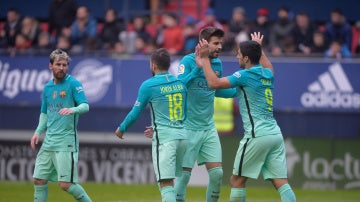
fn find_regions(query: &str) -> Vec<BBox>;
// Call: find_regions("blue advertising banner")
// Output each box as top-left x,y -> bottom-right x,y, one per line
220,60 -> 360,112
0,56 -> 359,112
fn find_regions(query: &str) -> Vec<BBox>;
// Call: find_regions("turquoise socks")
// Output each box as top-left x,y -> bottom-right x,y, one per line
229,187 -> 246,202
206,167 -> 223,202
174,170 -> 191,202
160,186 -> 176,202
66,183 -> 92,202
34,184 -> 48,202
278,184 -> 296,202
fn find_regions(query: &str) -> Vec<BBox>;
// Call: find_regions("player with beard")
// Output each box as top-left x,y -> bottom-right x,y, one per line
30,49 -> 92,202
116,48 -> 188,201
175,27 -> 236,202
195,32 -> 296,202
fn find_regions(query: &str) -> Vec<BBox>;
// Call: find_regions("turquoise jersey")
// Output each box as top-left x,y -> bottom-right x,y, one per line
177,53 -> 236,130
40,74 -> 88,152
227,65 -> 281,138
119,72 -> 187,143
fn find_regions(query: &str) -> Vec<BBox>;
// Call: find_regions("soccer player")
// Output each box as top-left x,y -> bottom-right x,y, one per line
195,32 -> 296,202
115,48 -> 188,201
30,49 -> 92,202
175,27 -> 236,202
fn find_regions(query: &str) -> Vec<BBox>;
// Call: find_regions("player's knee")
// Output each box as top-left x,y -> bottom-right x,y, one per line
34,178 -> 47,185
59,182 -> 72,191
208,167 -> 223,182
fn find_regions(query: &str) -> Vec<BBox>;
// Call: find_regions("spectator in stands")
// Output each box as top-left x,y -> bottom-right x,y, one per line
20,16 -> 42,47
182,16 -> 198,54
223,7 -> 249,52
120,16 -> 153,54
269,6 -> 295,56
351,20 -> 360,54
2,8 -> 22,48
111,40 -> 130,58
56,34 -> 71,52
324,8 -> 352,51
69,6 -> 97,53
33,31 -> 53,54
48,0 -> 77,38
156,12 -> 184,55
291,12 -> 316,55
248,8 -> 272,51
8,33 -> 31,55
99,8 -> 124,51
195,8 -> 224,33
310,30 -> 328,55
325,38 -> 351,59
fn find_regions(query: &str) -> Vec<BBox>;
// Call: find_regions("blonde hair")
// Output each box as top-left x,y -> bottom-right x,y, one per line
49,49 -> 71,64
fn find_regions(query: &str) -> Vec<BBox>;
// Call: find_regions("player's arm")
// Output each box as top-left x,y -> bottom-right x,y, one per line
59,81 -> 90,115
195,39 -> 231,89
251,32 -> 274,73
31,113 -> 48,150
177,56 -> 200,85
116,83 -> 150,139
215,88 -> 237,98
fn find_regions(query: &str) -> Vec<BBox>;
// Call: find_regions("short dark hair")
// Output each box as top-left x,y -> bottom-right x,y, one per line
199,27 -> 224,42
150,48 -> 170,71
239,41 -> 262,64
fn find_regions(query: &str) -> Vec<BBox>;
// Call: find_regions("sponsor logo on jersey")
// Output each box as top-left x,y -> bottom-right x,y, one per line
301,62 -> 360,109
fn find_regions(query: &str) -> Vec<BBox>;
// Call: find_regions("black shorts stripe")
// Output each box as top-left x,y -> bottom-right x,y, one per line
149,102 -> 161,181
238,138 -> 250,176
240,87 -> 255,138
70,152 -> 74,183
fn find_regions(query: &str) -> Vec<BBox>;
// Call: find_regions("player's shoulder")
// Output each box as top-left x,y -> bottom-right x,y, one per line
181,53 -> 195,62
67,75 -> 82,84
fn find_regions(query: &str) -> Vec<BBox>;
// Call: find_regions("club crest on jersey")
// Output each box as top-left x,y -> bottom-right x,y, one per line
52,91 -> 57,99
178,64 -> 185,75
60,91 -> 66,98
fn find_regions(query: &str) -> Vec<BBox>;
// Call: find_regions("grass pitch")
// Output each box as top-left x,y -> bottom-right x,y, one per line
1,182 -> 360,202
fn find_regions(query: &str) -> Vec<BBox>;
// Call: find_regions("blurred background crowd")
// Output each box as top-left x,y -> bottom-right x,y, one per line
0,0 -> 359,58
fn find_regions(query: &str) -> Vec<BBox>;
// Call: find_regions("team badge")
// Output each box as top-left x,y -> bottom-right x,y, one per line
52,91 -> 57,99
60,91 -> 66,98
178,64 -> 185,75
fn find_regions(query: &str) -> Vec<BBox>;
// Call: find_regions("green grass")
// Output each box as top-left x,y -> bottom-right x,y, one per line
1,182 -> 360,202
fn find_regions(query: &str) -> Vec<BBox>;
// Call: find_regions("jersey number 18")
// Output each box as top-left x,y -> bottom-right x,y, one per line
166,93 -> 183,121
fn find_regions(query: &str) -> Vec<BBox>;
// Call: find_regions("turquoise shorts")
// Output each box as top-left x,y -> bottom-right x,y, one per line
233,133 -> 287,180
33,149 -> 79,183
182,127 -> 222,168
152,139 -> 187,182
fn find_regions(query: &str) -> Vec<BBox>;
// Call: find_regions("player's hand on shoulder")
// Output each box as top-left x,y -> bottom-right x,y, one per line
251,32 -> 264,46
115,128 -> 124,139
30,134 -> 40,150
144,126 -> 153,139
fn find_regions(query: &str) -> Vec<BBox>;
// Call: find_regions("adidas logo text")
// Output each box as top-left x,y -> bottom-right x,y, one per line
301,62 -> 360,109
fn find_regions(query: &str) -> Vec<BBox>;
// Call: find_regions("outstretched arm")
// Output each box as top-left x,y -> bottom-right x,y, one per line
251,32 -> 274,73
